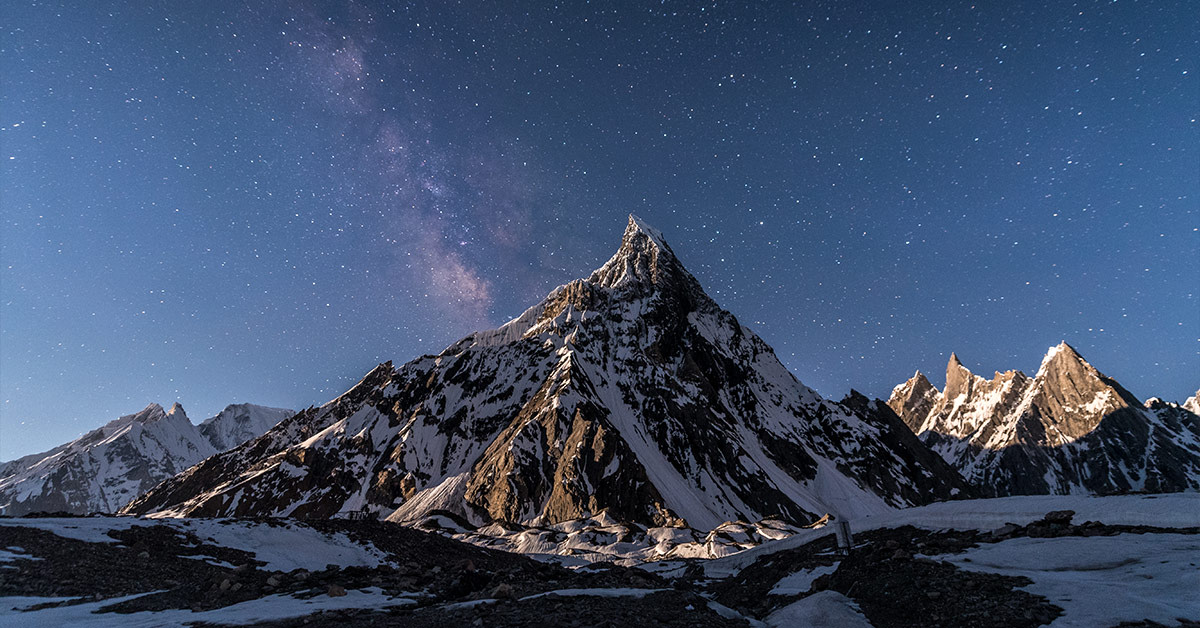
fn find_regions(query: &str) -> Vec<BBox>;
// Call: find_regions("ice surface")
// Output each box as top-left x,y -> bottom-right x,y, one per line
944,534 -> 1200,627
764,591 -> 873,628
705,493 -> 1199,576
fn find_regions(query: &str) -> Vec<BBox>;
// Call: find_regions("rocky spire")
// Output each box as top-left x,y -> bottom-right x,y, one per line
1184,389 -> 1200,415
887,371 -> 941,432
1036,341 -> 1089,377
891,341 -> 1200,497
944,352 -> 977,401
587,214 -> 682,289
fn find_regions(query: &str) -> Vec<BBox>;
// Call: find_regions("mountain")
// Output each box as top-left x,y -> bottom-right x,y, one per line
1184,389 -> 1200,415
0,403 -> 293,516
198,403 -> 296,452
123,215 -> 966,527
888,343 -> 1200,496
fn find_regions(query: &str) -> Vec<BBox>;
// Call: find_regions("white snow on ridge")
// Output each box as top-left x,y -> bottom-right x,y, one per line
198,404 -> 295,452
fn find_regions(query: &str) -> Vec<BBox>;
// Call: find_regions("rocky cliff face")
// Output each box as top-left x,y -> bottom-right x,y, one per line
887,371 -> 940,433
1184,389 -> 1200,416
0,403 -> 293,516
889,344 -> 1200,496
124,216 -> 966,527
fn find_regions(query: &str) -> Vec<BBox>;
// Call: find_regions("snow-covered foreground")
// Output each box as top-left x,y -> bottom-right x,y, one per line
0,494 -> 1196,627
0,588 -> 418,628
0,515 -> 748,627
0,517 -> 392,571
943,534 -> 1200,628
854,492 -> 1200,530
706,492 -> 1200,575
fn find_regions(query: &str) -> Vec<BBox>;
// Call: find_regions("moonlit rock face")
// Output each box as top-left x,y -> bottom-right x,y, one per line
888,342 -> 1200,496
0,403 -> 293,515
887,371 -> 939,433
124,216 -> 965,528
1184,389 -> 1200,416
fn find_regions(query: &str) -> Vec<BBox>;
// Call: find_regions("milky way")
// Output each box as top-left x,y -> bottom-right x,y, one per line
1,1 -> 1195,458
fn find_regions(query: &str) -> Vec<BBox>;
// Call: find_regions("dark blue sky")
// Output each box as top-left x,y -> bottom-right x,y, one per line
2,1 -> 1196,459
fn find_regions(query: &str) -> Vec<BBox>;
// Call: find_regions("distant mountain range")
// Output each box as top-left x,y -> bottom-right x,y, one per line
888,345 -> 1200,496
7,217 -> 1196,538
122,215 -> 965,525
0,403 -> 293,515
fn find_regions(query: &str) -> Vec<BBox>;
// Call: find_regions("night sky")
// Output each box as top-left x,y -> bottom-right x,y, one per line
2,1 -> 1196,459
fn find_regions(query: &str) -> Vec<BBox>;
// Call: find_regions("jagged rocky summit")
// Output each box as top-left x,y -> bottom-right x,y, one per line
888,343 -> 1200,497
124,215 -> 966,527
1184,388 -> 1200,416
0,403 -> 293,516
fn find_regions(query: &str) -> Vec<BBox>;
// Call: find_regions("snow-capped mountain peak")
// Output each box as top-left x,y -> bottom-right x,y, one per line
943,352 -> 981,404
1185,389 -> 1200,415
889,371 -> 938,433
198,403 -> 296,452
586,214 -> 685,290
124,217 -> 966,527
127,403 -> 168,424
1035,341 -> 1091,378
0,403 -> 293,515
888,343 -> 1200,496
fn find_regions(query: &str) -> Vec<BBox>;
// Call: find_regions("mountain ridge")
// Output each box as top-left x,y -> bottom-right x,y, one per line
124,215 -> 967,527
0,402 -> 293,515
888,343 -> 1200,496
